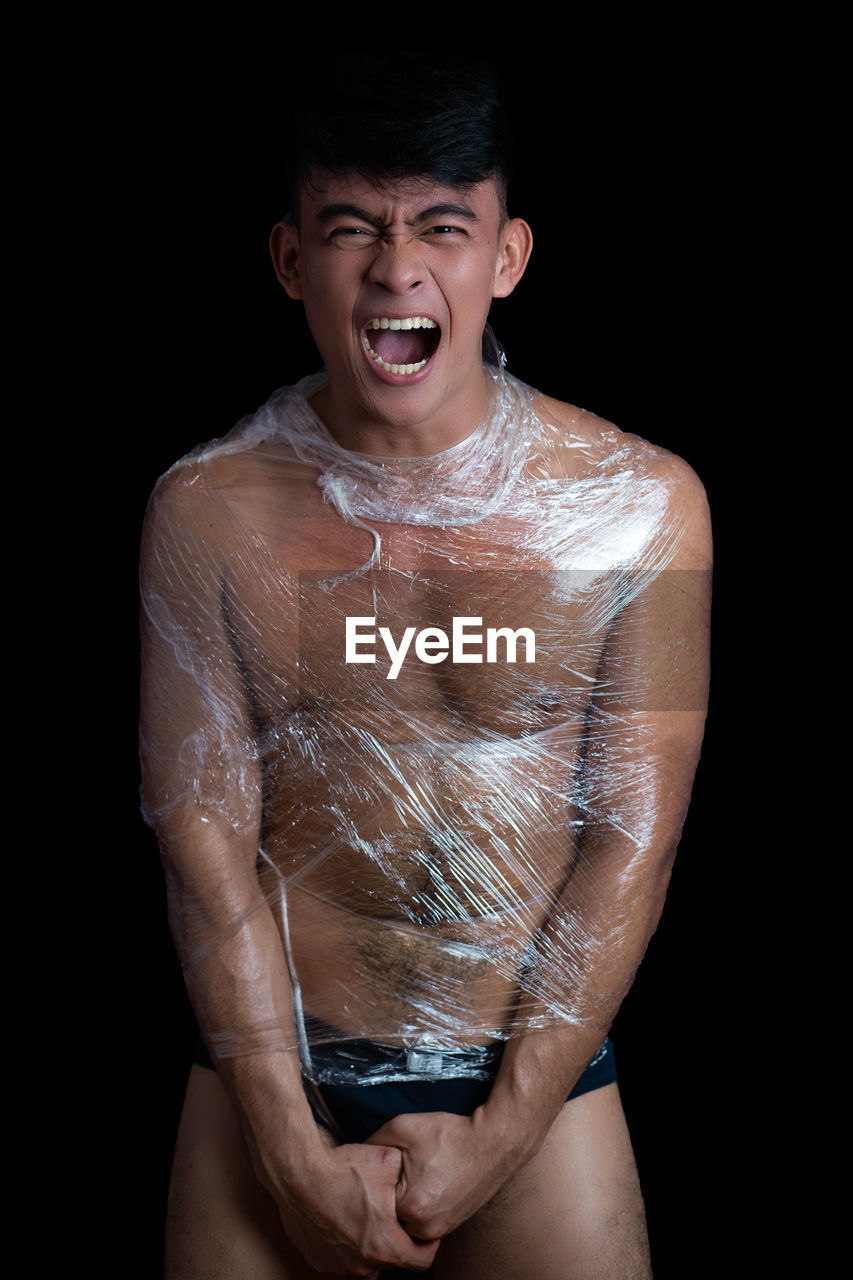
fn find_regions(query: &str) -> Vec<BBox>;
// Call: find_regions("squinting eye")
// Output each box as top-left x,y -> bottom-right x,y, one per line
329,226 -> 376,249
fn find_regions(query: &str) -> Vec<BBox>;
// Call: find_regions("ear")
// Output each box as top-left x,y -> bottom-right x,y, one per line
492,218 -> 533,299
269,220 -> 303,300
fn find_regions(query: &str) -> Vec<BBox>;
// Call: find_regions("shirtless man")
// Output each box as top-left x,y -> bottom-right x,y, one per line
140,54 -> 711,1278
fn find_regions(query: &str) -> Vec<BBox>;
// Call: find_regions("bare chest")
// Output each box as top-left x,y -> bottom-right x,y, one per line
227,504 -> 617,744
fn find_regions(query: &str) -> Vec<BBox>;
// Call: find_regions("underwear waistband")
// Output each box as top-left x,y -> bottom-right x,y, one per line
305,1035 -> 502,1085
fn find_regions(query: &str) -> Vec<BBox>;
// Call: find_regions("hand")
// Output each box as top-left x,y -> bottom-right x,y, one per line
366,1110 -> 516,1242
274,1137 -> 440,1277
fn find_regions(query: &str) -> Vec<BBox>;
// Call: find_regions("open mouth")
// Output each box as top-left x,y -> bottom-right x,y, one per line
362,316 -> 440,375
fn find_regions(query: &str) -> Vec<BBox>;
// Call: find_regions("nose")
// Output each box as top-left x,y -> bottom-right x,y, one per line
367,237 -> 425,293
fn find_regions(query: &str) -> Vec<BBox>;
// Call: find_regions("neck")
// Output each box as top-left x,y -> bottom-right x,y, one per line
309,368 -> 490,459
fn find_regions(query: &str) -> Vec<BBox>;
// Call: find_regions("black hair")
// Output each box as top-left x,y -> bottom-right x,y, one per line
282,53 -> 516,221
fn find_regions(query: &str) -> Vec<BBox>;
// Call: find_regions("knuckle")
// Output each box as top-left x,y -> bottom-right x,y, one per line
384,1144 -> 404,1170
404,1213 -> 436,1239
401,1186 -> 430,1213
401,1193 -> 434,1228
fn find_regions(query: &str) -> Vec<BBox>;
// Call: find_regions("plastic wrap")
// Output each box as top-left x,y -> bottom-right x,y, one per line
140,345 -> 709,1086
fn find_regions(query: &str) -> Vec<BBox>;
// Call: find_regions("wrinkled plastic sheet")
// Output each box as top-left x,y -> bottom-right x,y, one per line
140,351 -> 708,1085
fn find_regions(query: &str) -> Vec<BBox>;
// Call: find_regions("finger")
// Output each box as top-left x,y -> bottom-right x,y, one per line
396,1232 -> 440,1270
356,1141 -> 403,1176
377,1143 -> 404,1182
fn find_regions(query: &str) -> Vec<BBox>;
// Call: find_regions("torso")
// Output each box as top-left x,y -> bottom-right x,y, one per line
176,374 -> 677,1045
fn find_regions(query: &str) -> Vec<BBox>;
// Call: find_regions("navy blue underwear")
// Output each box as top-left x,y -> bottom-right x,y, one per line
192,1028 -> 616,1144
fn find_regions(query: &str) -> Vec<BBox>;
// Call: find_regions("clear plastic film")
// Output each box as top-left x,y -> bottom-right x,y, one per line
140,339 -> 709,1086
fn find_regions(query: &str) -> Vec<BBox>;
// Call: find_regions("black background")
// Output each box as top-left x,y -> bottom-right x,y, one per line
93,47 -> 768,1277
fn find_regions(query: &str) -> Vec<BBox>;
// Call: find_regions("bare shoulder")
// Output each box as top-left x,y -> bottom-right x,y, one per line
145,433 -> 319,543
531,388 -> 712,571
141,449 -> 227,561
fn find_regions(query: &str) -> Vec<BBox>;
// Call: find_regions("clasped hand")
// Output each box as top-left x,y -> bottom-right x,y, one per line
366,1109 -> 510,1242
280,1110 -> 510,1275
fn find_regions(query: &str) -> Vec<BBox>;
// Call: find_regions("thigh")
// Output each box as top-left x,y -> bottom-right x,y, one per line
165,1066 -> 326,1280
433,1083 -> 651,1280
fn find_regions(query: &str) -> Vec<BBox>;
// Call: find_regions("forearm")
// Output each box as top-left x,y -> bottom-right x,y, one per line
186,919 -> 328,1189
480,728 -> 698,1162
366,851 -> 663,1239
162,820 -> 441,1274
476,1021 -> 607,1166
160,814 -> 330,1186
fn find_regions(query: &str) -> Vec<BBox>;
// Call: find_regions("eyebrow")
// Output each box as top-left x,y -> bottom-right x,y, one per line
315,201 -> 480,227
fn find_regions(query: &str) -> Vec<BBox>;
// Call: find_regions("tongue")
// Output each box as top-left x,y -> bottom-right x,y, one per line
370,329 -> 428,365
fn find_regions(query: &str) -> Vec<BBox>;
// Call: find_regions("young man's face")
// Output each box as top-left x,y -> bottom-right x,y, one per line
270,171 -> 532,451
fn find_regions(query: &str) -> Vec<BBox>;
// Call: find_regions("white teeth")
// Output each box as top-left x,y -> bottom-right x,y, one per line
363,340 -> 428,375
367,317 -> 436,330
363,317 -> 437,375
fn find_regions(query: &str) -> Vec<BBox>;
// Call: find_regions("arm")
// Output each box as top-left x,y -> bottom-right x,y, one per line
368,459 -> 712,1239
141,466 -> 438,1275
159,812 -> 435,1274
